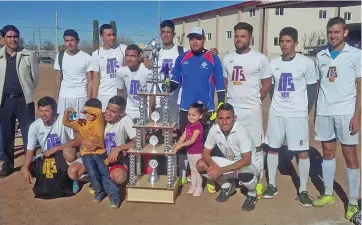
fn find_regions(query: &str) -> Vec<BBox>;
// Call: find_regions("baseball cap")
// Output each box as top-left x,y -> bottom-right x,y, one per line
63,29 -> 79,41
187,26 -> 205,38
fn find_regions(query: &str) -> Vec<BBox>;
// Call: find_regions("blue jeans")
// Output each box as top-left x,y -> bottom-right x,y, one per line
82,153 -> 120,204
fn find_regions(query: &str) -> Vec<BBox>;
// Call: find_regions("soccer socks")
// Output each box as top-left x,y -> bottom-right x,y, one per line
220,180 -> 231,189
298,158 -> 310,193
347,167 -> 360,205
267,153 -> 279,187
322,158 -> 336,196
256,148 -> 264,180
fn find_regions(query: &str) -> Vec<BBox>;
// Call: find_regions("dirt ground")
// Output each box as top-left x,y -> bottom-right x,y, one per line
0,64 -> 360,225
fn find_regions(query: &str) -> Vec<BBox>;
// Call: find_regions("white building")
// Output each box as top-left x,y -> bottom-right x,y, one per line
172,0 -> 361,59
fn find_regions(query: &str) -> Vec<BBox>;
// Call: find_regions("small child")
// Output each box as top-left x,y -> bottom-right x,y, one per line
63,98 -> 121,208
174,102 -> 206,197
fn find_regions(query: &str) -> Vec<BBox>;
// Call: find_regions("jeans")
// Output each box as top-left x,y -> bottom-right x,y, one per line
82,153 -> 120,204
0,124 -> 3,160
0,95 -> 35,170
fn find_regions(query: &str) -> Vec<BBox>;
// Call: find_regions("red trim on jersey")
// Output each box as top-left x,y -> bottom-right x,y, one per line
181,51 -> 194,63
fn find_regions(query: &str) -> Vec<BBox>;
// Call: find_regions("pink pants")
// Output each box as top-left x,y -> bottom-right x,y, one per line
187,153 -> 203,189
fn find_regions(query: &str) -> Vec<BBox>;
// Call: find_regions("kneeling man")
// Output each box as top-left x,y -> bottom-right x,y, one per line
20,96 -> 80,185
197,103 -> 260,211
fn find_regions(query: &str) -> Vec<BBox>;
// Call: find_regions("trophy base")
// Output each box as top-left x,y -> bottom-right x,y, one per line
127,175 -> 179,204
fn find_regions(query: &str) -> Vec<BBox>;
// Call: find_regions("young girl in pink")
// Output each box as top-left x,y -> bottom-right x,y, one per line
174,102 -> 206,196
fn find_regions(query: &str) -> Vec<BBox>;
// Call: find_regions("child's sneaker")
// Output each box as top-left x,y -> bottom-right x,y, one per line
109,201 -> 120,209
206,180 -> 216,194
187,175 -> 191,183
193,188 -> 203,197
187,186 -> 196,194
72,181 -> 79,194
178,177 -> 188,186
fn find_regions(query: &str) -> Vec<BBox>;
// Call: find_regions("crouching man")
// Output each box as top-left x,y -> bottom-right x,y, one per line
196,103 -> 261,211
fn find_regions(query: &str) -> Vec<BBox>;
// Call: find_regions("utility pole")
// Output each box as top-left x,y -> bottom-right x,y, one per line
38,26 -> 41,52
32,31 -> 36,51
55,10 -> 59,51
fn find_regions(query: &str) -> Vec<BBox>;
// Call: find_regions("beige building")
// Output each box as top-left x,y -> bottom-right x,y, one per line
172,1 -> 361,59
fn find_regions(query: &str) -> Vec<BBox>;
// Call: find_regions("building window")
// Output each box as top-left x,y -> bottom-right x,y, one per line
207,33 -> 212,40
319,10 -> 327,19
317,39 -> 325,46
344,12 -> 351,20
226,31 -> 232,39
274,37 -> 279,46
275,8 -> 284,15
249,8 -> 255,17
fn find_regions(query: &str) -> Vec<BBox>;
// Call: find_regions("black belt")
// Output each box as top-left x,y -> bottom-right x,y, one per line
4,93 -> 23,99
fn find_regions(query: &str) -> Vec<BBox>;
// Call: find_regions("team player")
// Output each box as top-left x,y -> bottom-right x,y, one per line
263,27 -> 318,207
92,24 -> 127,111
20,97 -> 81,183
222,22 -> 272,199
312,17 -> 361,220
54,29 -> 93,117
116,44 -> 156,122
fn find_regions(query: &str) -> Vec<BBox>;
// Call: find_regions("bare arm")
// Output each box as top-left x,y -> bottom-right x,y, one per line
87,71 -> 93,99
354,78 -> 361,117
202,148 -> 218,168
224,78 -> 228,91
55,70 -> 62,101
350,78 -> 361,135
177,130 -> 200,149
260,77 -> 272,101
220,152 -> 252,174
92,71 -> 100,98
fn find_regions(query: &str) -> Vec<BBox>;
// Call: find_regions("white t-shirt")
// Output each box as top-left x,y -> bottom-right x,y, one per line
116,63 -> 152,119
316,43 -> 362,116
104,115 -> 136,155
54,50 -> 93,98
27,114 -> 74,152
269,53 -> 318,117
92,45 -> 125,96
223,49 -> 271,108
204,121 -> 257,162
158,44 -> 187,105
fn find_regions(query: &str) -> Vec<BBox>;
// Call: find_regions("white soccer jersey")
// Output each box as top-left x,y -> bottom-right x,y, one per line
204,121 -> 257,162
27,114 -> 74,152
316,43 -> 362,116
158,44 -> 188,105
104,115 -> 136,155
92,45 -> 125,96
269,53 -> 318,117
223,49 -> 271,108
54,50 -> 93,98
116,63 -> 152,119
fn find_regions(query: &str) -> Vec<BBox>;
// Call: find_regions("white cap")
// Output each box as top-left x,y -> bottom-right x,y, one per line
187,26 -> 205,38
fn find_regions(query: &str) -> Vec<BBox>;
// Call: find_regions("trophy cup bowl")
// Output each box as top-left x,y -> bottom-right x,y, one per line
148,159 -> 160,184
151,111 -> 160,126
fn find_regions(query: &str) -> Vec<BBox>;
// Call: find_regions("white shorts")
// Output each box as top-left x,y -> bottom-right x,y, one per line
266,115 -> 309,151
57,96 -> 88,118
202,156 -> 261,181
66,157 -> 83,166
97,95 -> 116,112
234,107 -> 264,147
315,114 -> 359,145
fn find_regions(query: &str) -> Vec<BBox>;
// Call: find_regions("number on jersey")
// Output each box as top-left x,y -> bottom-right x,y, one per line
231,66 -> 245,85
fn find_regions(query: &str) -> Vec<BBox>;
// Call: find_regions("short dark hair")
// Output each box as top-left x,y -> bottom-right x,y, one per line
85,98 -> 102,110
100,24 -> 114,35
126,44 -> 142,54
279,27 -> 298,42
234,22 -> 253,36
1,25 -> 20,37
38,96 -> 57,113
160,20 -> 175,31
327,17 -> 346,29
217,103 -> 235,115
108,96 -> 126,111
63,29 -> 79,41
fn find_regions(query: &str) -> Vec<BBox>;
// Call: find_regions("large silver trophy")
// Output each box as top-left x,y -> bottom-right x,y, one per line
127,37 -> 177,193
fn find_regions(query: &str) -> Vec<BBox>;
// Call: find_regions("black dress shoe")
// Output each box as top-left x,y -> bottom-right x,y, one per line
0,169 -> 14,178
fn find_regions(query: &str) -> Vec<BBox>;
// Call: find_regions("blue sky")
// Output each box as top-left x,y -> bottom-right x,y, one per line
0,1 -> 239,46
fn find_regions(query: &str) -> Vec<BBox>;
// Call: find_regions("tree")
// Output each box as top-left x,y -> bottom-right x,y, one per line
25,42 -> 37,51
301,30 -> 326,48
41,41 -> 55,51
18,37 -> 25,49
110,20 -> 117,40
93,20 -> 99,51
